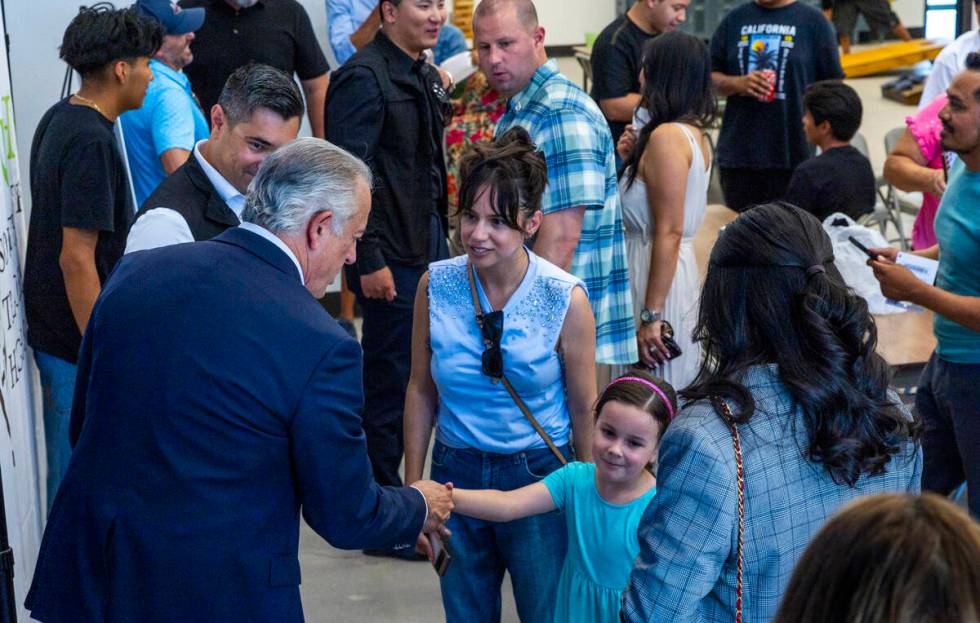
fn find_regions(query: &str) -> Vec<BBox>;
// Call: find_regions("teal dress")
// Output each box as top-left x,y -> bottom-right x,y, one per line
543,462 -> 657,622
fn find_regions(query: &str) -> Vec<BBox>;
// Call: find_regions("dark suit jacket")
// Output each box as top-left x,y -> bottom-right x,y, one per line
25,228 -> 426,623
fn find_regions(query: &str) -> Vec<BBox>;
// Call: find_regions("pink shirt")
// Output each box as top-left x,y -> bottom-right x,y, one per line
905,93 -> 947,249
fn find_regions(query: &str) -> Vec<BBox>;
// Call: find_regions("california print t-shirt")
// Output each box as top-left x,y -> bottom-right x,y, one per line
710,1 -> 843,170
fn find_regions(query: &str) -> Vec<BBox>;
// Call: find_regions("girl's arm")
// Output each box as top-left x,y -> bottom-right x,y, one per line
404,272 -> 438,485
453,482 -> 556,522
636,124 -> 692,369
559,286 -> 597,462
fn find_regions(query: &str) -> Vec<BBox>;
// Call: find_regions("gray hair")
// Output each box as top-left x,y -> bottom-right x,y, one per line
241,138 -> 373,235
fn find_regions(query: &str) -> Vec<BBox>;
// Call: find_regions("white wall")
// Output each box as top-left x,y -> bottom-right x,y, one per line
892,0 -> 926,29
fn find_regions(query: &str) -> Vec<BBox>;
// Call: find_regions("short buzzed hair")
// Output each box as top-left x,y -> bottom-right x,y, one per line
473,0 -> 539,29
217,62 -> 305,127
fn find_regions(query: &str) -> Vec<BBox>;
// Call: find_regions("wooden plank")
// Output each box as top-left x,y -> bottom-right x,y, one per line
841,39 -> 944,78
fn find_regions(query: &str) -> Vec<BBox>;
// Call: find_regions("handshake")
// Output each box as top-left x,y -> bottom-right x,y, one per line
410,479 -> 455,561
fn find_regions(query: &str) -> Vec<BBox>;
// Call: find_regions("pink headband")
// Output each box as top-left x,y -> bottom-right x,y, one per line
604,376 -> 675,421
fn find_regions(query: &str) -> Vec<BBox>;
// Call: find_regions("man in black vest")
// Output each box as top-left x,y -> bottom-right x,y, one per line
325,0 -> 451,560
125,62 -> 302,252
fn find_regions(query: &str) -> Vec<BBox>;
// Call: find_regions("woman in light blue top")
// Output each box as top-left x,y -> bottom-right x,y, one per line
453,371 -> 676,623
404,127 -> 597,623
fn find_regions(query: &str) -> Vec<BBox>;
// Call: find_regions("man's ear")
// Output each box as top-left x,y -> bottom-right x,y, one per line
818,119 -> 833,137
211,104 -> 226,132
380,0 -> 397,25
307,210 -> 334,250
532,26 -> 546,47
112,59 -> 129,85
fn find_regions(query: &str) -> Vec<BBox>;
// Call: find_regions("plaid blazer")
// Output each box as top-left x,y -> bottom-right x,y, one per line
622,364 -> 922,623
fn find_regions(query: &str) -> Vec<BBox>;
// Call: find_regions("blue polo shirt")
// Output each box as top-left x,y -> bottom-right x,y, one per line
120,59 -> 209,207
933,159 -> 980,363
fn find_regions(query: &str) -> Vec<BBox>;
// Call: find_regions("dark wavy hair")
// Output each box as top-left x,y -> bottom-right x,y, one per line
60,5 -> 163,78
775,493 -> 980,623
455,126 -> 548,231
622,31 -> 717,188
682,203 -> 920,486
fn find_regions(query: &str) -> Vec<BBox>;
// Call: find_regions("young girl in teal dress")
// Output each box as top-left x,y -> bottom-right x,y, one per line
451,371 -> 676,623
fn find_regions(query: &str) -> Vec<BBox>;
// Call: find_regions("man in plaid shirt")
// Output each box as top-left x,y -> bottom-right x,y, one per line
474,0 -> 638,366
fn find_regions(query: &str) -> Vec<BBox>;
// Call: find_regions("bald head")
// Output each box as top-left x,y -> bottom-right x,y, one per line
473,0 -> 538,31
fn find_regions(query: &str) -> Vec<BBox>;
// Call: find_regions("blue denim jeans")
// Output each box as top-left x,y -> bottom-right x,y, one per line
430,440 -> 570,623
34,350 -> 77,512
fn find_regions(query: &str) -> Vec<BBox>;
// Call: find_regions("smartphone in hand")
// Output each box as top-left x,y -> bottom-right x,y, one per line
848,236 -> 878,260
427,532 -> 453,577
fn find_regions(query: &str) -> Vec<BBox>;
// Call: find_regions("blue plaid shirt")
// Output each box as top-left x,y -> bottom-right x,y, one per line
496,60 -> 637,365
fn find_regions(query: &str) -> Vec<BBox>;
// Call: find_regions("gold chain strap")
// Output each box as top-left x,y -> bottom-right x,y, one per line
712,396 -> 745,623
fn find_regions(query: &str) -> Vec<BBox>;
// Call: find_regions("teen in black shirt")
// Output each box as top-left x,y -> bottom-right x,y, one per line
590,0 -> 689,144
783,80 -> 875,221
24,5 -> 161,511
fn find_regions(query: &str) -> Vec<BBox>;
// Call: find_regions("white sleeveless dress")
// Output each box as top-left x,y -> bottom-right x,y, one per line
618,122 -> 709,390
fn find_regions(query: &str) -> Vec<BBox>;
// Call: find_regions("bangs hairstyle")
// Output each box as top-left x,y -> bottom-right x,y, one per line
683,203 -> 920,486
60,6 -> 163,78
622,31 -> 717,187
775,493 -> 980,623
596,370 -> 676,443
456,126 -> 548,230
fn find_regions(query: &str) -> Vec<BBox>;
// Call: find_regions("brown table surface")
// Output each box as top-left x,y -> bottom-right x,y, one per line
693,205 -> 935,368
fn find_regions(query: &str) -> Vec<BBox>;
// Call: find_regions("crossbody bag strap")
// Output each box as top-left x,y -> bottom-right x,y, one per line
466,262 -> 568,466
711,395 -> 745,623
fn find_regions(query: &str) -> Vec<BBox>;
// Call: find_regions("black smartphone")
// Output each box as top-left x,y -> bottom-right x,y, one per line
428,532 -> 453,577
848,236 -> 877,260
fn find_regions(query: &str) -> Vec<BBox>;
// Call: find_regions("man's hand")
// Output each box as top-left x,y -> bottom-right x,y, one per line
928,168 -> 947,197
411,479 -> 454,537
617,125 -> 637,162
739,71 -> 772,99
867,246 -> 899,263
869,259 -> 926,302
360,266 -> 397,301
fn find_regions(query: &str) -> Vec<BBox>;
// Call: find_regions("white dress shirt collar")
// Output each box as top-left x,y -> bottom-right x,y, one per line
237,222 -> 305,285
193,140 -> 246,218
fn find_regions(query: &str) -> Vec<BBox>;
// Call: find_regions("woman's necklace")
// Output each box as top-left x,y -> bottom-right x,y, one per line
73,93 -> 105,116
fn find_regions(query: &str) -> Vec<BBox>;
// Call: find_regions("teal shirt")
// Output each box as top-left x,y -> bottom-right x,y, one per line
543,461 -> 657,623
933,159 -> 980,363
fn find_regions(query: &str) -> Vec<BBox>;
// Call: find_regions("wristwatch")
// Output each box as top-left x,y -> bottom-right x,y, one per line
639,308 -> 661,325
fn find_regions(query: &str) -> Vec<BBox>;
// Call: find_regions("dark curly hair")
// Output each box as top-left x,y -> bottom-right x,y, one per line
682,203 -> 920,486
455,126 -> 548,231
622,31 -> 717,188
60,5 -> 163,78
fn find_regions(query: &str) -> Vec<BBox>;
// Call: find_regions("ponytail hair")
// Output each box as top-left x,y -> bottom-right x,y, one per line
455,126 -> 548,231
683,203 -> 920,486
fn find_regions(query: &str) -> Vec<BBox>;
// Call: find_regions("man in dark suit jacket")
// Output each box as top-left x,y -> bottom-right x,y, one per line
24,138 -> 453,623
125,63 -> 303,253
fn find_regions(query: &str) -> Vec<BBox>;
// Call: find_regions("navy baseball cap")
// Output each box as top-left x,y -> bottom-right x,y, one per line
135,0 -> 205,35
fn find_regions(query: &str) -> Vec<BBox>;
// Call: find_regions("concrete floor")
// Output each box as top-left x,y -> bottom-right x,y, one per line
299,58 -> 925,623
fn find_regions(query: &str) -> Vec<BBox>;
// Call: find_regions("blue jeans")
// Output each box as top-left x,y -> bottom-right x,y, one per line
916,352 -> 980,519
430,440 -> 570,623
34,350 -> 77,512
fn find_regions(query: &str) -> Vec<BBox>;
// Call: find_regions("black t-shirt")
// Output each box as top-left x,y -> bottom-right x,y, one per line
590,14 -> 657,144
783,145 -> 876,221
710,1 -> 843,170
180,0 -> 330,117
24,99 -> 134,363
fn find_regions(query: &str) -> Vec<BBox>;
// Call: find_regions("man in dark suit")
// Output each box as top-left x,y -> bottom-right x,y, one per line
24,138 -> 453,623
